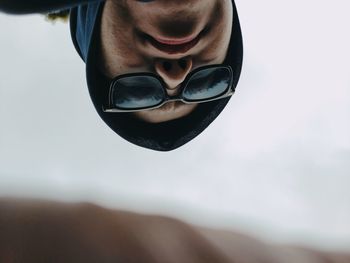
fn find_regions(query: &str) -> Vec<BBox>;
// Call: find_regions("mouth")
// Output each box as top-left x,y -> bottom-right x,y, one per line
143,30 -> 204,55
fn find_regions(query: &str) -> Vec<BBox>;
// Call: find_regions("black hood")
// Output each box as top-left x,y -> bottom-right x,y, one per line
70,0 -> 243,151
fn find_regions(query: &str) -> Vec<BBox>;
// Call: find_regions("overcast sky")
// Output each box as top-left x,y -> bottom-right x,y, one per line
0,0 -> 349,250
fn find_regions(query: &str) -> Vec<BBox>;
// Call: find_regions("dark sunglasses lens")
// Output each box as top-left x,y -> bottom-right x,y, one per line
111,76 -> 165,110
183,67 -> 231,102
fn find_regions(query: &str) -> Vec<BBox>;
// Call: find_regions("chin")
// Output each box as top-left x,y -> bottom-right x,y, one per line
133,102 -> 198,123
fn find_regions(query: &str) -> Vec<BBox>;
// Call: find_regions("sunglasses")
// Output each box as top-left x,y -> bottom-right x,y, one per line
103,64 -> 235,113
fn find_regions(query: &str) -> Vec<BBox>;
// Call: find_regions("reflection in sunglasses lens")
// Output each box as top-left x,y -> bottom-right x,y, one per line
112,76 -> 165,109
183,68 -> 231,102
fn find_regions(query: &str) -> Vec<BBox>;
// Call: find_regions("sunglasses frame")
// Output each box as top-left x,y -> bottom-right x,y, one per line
103,64 -> 235,113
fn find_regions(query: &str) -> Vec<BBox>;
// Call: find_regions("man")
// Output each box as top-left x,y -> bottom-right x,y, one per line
0,0 -> 243,151
1,199 -> 349,263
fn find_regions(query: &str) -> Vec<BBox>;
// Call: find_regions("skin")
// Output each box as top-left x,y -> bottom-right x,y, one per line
99,0 -> 233,123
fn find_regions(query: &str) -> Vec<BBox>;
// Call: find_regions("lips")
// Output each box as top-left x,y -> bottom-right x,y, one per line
155,35 -> 198,45
145,32 -> 202,55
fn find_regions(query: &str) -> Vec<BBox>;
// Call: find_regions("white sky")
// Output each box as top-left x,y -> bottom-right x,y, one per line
0,0 -> 349,251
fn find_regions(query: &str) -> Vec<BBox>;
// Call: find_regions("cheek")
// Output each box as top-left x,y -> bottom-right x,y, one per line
99,32 -> 148,77
100,1 -> 150,77
196,38 -> 229,65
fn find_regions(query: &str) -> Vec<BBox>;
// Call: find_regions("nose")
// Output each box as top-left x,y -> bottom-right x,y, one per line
155,58 -> 193,96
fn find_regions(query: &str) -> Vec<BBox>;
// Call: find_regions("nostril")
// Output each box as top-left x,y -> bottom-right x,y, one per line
179,59 -> 187,70
163,61 -> 172,71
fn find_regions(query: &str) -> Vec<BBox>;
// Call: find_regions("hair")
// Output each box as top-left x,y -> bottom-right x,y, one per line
45,9 -> 70,22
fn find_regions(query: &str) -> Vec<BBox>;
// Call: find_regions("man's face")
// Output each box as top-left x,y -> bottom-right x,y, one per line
99,0 -> 233,123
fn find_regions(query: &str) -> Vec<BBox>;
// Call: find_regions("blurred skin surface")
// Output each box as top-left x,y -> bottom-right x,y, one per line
0,199 -> 349,263
99,0 -> 233,123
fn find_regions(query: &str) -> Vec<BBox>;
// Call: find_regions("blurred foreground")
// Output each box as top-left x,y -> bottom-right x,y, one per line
1,199 -> 349,263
